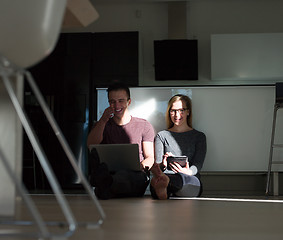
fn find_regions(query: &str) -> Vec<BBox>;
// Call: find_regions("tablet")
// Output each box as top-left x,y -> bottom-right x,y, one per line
167,156 -> 188,170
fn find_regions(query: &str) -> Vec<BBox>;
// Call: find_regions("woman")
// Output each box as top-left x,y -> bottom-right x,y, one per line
150,94 -> 207,200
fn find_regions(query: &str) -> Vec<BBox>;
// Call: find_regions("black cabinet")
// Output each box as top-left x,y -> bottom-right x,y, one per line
23,32 -> 139,191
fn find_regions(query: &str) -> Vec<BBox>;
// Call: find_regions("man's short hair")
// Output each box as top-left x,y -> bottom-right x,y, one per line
107,82 -> 131,100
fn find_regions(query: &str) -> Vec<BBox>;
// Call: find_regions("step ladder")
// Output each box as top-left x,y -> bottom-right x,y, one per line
266,82 -> 283,195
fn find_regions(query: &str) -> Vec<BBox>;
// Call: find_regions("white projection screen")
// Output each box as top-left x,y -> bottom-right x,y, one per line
96,86 -> 283,172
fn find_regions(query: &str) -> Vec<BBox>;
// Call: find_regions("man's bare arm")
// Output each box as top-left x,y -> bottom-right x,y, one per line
87,106 -> 114,146
87,119 -> 107,146
141,141 -> 155,170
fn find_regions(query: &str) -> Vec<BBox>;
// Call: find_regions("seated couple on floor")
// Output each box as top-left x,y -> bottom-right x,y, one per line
87,82 -> 207,200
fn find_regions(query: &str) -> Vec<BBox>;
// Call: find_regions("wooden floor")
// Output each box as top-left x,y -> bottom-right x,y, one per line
2,194 -> 283,239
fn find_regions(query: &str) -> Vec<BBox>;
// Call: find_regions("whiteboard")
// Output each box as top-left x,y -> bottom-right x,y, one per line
211,33 -> 283,81
97,86 -> 283,171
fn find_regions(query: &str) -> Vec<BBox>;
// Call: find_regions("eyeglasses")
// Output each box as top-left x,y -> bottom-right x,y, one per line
169,108 -> 188,115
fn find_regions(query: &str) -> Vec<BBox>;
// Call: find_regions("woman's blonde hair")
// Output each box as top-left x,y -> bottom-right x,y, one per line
165,94 -> 192,129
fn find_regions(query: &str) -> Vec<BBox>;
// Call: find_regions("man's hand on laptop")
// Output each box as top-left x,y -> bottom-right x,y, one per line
140,161 -> 147,170
140,158 -> 154,171
140,162 -> 150,174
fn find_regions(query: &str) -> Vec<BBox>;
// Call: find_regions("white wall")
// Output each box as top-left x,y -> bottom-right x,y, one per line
66,1 -> 283,171
64,0 -> 283,86
187,0 -> 283,85
64,1 -> 169,85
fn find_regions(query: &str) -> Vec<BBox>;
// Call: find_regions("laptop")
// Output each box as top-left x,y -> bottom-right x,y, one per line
89,144 -> 141,172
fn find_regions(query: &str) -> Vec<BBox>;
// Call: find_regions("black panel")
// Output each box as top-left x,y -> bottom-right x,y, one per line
23,33 -> 92,190
65,32 -> 92,56
154,39 -> 198,80
276,82 -> 283,103
92,31 -> 139,87
23,31 -> 139,191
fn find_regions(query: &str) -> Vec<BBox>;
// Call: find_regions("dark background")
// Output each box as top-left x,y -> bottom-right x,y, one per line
22,32 -> 139,191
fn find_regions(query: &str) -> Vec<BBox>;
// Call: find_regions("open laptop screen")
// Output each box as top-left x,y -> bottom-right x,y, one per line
89,144 -> 141,172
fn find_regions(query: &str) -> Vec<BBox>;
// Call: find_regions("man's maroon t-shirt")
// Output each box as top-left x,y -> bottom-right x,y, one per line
100,117 -> 155,161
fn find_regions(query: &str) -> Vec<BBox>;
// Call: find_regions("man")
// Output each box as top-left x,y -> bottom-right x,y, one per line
87,82 -> 155,199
